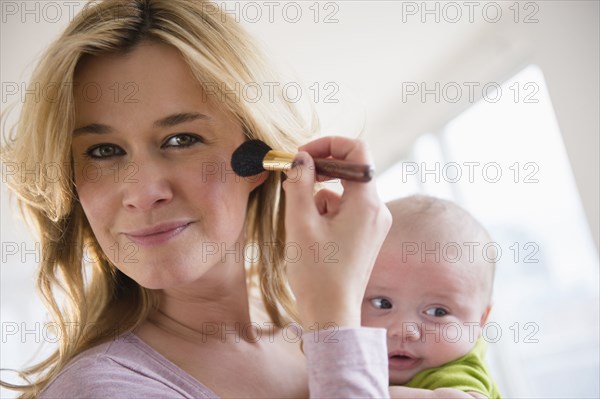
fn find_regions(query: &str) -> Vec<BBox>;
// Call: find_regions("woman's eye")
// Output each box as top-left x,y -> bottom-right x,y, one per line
86,144 -> 124,159
163,134 -> 202,148
425,307 -> 448,317
370,298 -> 393,310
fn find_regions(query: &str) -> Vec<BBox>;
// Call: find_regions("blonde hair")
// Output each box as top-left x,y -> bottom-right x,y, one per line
0,1 -> 317,396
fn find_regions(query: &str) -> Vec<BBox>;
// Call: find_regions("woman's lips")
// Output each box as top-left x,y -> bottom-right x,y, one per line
123,221 -> 192,247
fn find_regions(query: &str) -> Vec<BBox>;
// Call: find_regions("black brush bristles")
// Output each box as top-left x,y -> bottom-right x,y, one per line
231,139 -> 273,177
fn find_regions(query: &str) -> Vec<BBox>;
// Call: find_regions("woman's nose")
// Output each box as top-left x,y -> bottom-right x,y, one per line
120,158 -> 174,211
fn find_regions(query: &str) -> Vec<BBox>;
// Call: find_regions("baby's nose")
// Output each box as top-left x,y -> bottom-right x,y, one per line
388,321 -> 421,342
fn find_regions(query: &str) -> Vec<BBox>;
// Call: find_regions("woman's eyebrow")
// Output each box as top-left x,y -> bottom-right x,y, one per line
72,123 -> 112,136
154,112 -> 210,128
72,112 -> 210,136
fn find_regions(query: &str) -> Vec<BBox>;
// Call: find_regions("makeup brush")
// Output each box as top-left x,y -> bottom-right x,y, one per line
231,139 -> 374,182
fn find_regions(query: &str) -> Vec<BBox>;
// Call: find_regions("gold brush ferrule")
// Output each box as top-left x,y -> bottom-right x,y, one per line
262,150 -> 295,171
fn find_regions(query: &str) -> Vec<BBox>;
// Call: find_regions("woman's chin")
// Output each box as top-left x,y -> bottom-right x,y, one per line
117,265 -> 206,291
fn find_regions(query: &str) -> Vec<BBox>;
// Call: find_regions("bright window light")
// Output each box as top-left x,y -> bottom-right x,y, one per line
376,64 -> 599,398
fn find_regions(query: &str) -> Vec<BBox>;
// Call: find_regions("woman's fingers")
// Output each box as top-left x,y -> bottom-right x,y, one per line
282,136 -> 392,329
298,136 -> 378,205
282,151 -> 318,221
314,188 -> 342,216
298,136 -> 374,165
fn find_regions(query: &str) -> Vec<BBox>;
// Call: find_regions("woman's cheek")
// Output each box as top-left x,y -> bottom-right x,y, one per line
74,165 -> 122,239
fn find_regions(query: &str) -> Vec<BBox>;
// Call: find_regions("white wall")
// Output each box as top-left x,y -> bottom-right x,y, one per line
366,1 -> 599,252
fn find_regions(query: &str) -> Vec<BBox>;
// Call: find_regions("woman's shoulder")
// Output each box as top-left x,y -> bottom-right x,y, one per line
39,333 -> 217,398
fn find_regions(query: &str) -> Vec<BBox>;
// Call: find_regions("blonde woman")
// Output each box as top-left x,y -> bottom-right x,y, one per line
1,0 -> 391,398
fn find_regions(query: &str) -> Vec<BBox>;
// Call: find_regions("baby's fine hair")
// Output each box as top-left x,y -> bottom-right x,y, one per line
386,195 -> 496,300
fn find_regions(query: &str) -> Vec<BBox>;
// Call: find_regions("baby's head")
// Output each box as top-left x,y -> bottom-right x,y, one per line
362,195 -> 496,385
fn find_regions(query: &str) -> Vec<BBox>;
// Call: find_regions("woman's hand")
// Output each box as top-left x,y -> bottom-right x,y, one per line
282,136 -> 392,330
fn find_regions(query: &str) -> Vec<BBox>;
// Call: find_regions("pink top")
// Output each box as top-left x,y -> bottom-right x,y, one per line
39,328 -> 389,398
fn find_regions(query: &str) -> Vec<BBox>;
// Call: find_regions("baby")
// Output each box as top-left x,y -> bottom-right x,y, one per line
362,195 -> 501,398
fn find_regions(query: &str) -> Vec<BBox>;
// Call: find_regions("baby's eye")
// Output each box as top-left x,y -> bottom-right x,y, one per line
370,297 -> 393,310
163,133 -> 203,148
86,144 -> 125,159
424,307 -> 448,317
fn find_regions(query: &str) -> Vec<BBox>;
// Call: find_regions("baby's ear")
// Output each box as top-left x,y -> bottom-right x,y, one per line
479,304 -> 493,326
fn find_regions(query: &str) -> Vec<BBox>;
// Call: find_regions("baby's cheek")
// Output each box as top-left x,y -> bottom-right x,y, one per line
360,308 -> 381,327
439,322 -> 480,358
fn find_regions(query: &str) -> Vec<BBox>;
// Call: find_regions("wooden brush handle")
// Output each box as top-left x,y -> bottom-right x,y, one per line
313,158 -> 374,182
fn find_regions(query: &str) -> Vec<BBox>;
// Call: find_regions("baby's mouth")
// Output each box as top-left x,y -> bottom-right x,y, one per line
388,352 -> 422,371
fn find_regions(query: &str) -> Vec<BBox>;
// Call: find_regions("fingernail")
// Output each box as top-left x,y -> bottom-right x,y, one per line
291,155 -> 305,169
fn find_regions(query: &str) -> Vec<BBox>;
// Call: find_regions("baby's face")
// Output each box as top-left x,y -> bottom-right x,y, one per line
362,227 -> 491,385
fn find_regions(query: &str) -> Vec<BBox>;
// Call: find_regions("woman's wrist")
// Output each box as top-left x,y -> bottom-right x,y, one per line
297,298 -> 362,329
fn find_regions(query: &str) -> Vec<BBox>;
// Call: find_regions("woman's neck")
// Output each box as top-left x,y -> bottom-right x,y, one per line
145,248 -> 260,343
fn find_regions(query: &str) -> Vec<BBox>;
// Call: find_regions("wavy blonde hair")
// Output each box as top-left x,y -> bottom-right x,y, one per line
0,0 -> 317,396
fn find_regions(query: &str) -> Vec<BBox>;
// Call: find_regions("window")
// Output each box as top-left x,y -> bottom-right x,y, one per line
376,65 -> 599,397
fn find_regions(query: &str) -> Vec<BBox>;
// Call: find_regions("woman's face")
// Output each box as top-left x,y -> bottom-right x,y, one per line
72,42 -> 263,289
